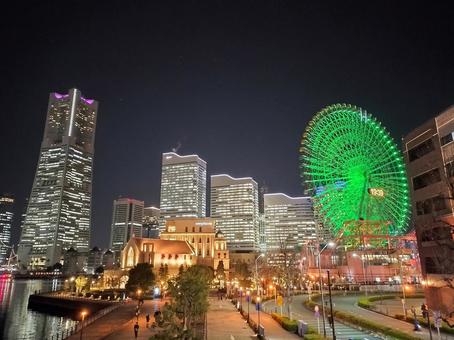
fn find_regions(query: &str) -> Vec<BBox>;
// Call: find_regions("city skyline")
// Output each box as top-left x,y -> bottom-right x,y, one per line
2,2 -> 454,249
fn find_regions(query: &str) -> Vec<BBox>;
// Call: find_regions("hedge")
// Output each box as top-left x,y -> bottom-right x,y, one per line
271,313 -> 298,333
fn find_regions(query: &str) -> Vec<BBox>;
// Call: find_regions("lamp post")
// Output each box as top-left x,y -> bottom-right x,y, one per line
136,289 -> 142,321
353,253 -> 367,296
256,296 -> 261,333
317,241 -> 335,338
80,310 -> 87,340
239,287 -> 243,313
255,254 -> 265,296
246,290 -> 250,323
399,254 -> 407,318
327,271 -> 336,340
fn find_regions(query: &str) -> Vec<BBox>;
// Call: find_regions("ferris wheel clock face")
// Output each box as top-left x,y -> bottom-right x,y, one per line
299,104 -> 410,237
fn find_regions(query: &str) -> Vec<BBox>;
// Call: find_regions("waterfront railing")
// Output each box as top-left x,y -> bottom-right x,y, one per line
49,303 -> 121,340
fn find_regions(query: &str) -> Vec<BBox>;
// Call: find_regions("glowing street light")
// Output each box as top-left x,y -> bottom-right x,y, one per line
80,310 -> 88,340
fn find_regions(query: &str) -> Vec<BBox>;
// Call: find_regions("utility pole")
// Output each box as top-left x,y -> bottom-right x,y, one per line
327,271 -> 336,340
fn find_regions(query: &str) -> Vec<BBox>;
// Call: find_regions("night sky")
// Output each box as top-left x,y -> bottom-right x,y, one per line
1,1 -> 454,248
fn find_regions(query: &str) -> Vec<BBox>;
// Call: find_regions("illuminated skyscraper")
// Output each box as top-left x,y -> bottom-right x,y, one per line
210,174 -> 259,252
18,89 -> 98,268
0,195 -> 14,264
264,193 -> 316,253
110,198 -> 144,259
159,152 -> 207,228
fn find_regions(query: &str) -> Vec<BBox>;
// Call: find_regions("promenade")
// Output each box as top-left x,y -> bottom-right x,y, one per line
207,297 -> 255,339
67,299 -> 165,340
242,300 -> 300,340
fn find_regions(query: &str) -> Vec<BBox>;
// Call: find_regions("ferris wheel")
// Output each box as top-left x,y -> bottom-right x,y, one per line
299,104 -> 411,239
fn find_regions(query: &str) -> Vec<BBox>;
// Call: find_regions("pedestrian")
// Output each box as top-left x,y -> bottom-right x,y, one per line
134,322 -> 139,338
146,313 -> 150,327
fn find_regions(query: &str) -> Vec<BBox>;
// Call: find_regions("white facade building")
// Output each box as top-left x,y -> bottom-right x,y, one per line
264,193 -> 316,252
210,174 -> 259,252
18,89 -> 98,268
110,198 -> 144,258
159,152 -> 207,229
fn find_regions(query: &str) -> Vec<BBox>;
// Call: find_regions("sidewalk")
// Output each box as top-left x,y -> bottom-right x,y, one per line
67,299 -> 164,340
103,299 -> 165,340
244,300 -> 300,340
207,297 -> 255,340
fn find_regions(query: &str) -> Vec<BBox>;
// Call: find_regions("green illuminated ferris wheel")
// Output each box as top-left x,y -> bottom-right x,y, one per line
300,104 -> 410,238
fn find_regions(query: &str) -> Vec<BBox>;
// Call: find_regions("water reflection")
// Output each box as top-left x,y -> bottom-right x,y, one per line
0,277 -> 78,340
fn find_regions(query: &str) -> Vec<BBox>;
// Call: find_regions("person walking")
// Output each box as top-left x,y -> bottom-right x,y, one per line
134,322 -> 139,338
146,313 -> 150,328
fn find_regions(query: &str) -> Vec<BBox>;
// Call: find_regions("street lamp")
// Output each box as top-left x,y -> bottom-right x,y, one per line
136,289 -> 142,321
353,253 -> 367,296
239,287 -> 243,313
256,296 -> 261,334
255,254 -> 265,296
80,310 -> 88,340
317,241 -> 335,337
246,290 -> 250,323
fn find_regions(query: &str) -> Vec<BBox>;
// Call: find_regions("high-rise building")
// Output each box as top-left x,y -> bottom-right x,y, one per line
110,198 -> 144,259
403,106 -> 454,316
18,89 -> 98,268
159,152 -> 207,228
264,193 -> 316,253
0,195 -> 14,264
143,206 -> 160,239
210,174 -> 259,252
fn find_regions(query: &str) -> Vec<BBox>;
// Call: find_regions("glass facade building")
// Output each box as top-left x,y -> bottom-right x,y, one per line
18,89 -> 98,268
210,174 -> 259,252
159,152 -> 207,229
0,195 -> 14,264
110,198 -> 144,259
263,193 -> 316,253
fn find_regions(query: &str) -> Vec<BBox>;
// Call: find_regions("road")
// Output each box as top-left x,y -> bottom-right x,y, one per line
262,296 -> 382,340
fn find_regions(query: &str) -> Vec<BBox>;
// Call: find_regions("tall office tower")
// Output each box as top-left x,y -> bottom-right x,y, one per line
110,198 -> 144,259
0,195 -> 14,264
159,152 -> 207,228
264,193 -> 316,253
403,106 -> 454,315
18,89 -> 98,268
210,174 -> 259,252
143,206 -> 160,239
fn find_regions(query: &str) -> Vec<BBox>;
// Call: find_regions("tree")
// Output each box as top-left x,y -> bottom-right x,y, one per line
234,261 -> 252,288
95,265 -> 104,276
125,263 -> 155,293
75,276 -> 88,293
169,265 -> 212,333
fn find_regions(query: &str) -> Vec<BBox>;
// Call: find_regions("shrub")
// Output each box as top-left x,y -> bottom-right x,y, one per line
304,334 -> 325,340
271,313 -> 298,333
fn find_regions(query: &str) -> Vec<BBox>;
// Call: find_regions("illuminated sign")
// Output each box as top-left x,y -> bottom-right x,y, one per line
195,222 -> 212,226
368,188 -> 385,197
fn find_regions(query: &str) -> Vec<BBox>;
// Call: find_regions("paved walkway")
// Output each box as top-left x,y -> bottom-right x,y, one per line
67,299 -> 164,340
243,300 -> 300,340
103,299 -> 165,340
207,297 -> 255,340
